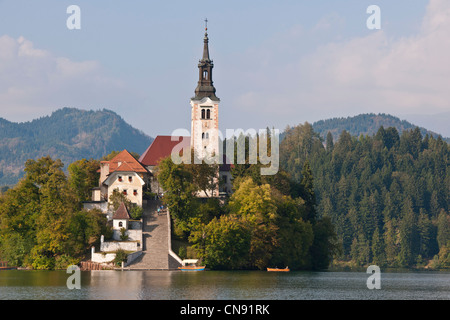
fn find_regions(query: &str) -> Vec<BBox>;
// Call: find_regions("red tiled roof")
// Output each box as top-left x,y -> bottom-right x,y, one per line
107,150 -> 148,173
139,135 -> 191,166
113,202 -> 131,220
114,161 -> 136,172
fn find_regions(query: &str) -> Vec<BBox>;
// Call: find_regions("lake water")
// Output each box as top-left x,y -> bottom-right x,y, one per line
1,269 -> 449,300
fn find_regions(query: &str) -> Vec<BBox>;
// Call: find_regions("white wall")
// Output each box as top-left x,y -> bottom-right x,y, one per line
90,246 -> 143,266
100,240 -> 140,252
107,172 -> 144,207
113,218 -> 128,230
112,229 -> 142,242
83,201 -> 108,213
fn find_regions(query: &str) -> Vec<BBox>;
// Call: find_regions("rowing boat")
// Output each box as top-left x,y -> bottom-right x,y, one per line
267,267 -> 290,272
178,265 -> 206,271
178,259 -> 205,271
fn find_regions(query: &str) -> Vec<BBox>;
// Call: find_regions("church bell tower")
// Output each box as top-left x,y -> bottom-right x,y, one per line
190,19 -> 220,162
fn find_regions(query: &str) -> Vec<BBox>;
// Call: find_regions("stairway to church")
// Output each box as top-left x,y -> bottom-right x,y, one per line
127,199 -> 181,270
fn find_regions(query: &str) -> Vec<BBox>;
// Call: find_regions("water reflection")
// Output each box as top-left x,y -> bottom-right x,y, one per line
1,269 -> 450,300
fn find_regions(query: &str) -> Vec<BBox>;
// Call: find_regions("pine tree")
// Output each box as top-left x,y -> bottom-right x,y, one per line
398,198 -> 417,267
326,131 -> 334,153
372,226 -> 386,267
437,209 -> 450,250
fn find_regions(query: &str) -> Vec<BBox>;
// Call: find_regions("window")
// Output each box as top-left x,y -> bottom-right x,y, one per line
123,189 -> 128,195
128,176 -> 133,182
133,190 -> 138,196
206,109 -> 211,119
201,109 -> 205,119
203,70 -> 208,80
118,176 -> 123,182
119,222 -> 123,227
205,132 -> 209,139
202,132 -> 205,139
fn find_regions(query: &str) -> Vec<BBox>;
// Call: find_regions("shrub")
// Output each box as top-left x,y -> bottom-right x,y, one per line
120,228 -> 129,241
114,249 -> 128,266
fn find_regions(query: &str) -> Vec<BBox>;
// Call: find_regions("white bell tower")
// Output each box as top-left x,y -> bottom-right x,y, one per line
190,20 -> 220,162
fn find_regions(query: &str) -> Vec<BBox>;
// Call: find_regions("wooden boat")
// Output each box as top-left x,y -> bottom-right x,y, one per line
179,265 -> 206,271
178,259 -> 205,271
267,267 -> 290,272
0,267 -> 17,270
0,261 -> 16,270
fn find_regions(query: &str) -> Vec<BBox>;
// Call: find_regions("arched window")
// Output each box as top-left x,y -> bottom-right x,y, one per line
206,109 -> 211,119
203,70 -> 208,80
201,109 -> 205,119
119,222 -> 123,227
205,132 -> 209,139
202,132 -> 205,139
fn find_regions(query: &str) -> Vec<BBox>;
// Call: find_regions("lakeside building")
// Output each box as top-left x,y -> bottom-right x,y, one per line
84,149 -> 150,217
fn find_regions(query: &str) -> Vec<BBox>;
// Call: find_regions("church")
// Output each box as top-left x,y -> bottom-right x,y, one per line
86,22 -> 232,214
139,22 -> 232,197
87,24 -> 232,268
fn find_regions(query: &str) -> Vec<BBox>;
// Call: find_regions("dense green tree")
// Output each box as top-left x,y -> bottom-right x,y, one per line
372,226 -> 386,267
326,131 -> 334,152
198,215 -> 251,270
228,177 -> 279,269
280,123 -> 449,268
299,161 -> 317,223
437,210 -> 450,249
310,216 -> 339,269
0,156 -> 107,269
271,193 -> 314,269
156,157 -> 197,231
64,209 -> 108,257
68,158 -> 100,202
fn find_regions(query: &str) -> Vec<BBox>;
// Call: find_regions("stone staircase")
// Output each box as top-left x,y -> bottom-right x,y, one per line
127,199 -> 182,270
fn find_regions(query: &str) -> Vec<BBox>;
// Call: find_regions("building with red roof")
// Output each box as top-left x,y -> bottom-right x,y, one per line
91,149 -> 149,208
139,135 -> 191,168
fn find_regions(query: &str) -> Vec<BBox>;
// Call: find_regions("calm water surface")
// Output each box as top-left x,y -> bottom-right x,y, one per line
1,269 -> 449,300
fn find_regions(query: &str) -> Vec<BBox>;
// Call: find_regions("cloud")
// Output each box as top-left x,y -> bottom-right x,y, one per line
230,0 -> 450,128
0,35 -> 134,122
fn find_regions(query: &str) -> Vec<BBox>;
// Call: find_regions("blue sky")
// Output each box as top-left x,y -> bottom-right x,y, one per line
1,0 -> 449,137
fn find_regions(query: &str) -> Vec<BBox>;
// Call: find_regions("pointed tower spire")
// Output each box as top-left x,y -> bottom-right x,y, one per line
202,18 -> 210,61
194,19 -> 219,101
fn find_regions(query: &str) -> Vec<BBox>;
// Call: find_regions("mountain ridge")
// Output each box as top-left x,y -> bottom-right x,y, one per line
312,113 -> 449,143
0,107 -> 153,186
1,109 -> 448,186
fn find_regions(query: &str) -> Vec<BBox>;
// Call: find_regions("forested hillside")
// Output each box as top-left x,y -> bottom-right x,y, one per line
158,146 -> 338,271
280,123 -> 450,268
312,113 -> 450,144
0,108 -> 153,186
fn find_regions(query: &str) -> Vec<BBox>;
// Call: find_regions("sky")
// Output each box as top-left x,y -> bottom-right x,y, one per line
0,0 -> 449,138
